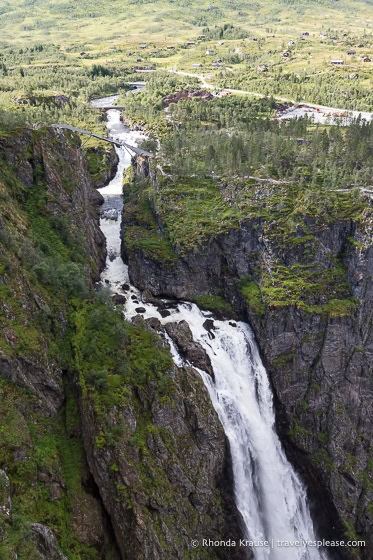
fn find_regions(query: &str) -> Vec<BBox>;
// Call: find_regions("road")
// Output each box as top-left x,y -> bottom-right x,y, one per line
168,69 -> 373,124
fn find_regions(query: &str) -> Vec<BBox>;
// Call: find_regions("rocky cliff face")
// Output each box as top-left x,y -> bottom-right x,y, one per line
0,127 -> 115,559
121,166 -> 373,560
76,306 -> 246,559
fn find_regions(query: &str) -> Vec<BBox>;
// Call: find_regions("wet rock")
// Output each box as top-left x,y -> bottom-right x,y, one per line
165,321 -> 214,378
146,317 -> 161,330
203,319 -> 216,339
163,300 -> 180,309
102,208 -> 119,221
159,309 -> 171,318
203,319 -> 215,332
112,294 -> 127,305
105,279 -> 110,284
142,288 -> 157,304
229,322 -> 237,328
131,295 -> 138,301
121,283 -> 130,291
31,523 -> 68,560
108,249 -> 117,261
135,307 -> 146,314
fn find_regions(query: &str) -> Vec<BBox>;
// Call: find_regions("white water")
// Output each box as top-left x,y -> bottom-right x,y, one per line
96,96 -> 328,560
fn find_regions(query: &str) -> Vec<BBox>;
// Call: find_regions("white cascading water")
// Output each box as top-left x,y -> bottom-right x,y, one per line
94,94 -> 328,560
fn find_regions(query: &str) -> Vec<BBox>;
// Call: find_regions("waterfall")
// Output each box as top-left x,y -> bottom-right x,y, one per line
95,97 -> 328,560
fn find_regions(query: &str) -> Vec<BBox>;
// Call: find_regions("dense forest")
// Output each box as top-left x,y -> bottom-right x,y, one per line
217,69 -> 373,112
122,78 -> 373,189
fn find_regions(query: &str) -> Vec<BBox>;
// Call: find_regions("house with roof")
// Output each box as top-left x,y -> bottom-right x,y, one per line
331,59 -> 344,65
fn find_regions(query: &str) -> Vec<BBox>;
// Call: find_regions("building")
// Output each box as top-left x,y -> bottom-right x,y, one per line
331,59 -> 344,65
108,46 -> 117,50
139,45 -> 147,49
282,51 -> 290,58
347,50 -> 356,55
206,49 -> 215,55
211,62 -> 222,67
192,63 -> 203,68
267,34 -> 275,38
288,41 -> 296,46
257,64 -> 268,72
362,56 -> 372,62
302,32 -> 310,36
187,42 -> 195,46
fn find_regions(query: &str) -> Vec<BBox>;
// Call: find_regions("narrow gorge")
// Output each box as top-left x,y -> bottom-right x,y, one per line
95,98 -> 345,559
0,94 -> 371,560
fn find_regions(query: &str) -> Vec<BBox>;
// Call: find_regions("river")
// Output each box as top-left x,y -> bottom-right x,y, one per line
93,93 -> 329,560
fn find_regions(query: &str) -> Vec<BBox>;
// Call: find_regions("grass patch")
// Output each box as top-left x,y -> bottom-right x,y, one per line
239,278 -> 265,315
193,294 -> 233,314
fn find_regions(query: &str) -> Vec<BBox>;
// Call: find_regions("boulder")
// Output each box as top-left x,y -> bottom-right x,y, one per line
165,321 -> 214,378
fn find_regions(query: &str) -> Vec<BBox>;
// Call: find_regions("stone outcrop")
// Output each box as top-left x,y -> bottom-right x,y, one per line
86,144 -> 119,189
31,524 -> 68,560
164,320 -> 214,377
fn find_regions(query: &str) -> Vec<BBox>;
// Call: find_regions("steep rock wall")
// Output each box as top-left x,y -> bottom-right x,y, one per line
121,167 -> 373,560
0,127 -> 117,559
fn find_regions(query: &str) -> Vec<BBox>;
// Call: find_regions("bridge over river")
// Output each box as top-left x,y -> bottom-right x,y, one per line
50,123 -> 152,157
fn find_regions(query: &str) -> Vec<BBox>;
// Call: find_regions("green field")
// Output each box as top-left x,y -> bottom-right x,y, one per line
1,0 -> 373,48
0,0 -> 372,123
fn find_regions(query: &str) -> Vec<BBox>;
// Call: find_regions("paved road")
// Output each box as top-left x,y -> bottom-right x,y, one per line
168,69 -> 373,124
